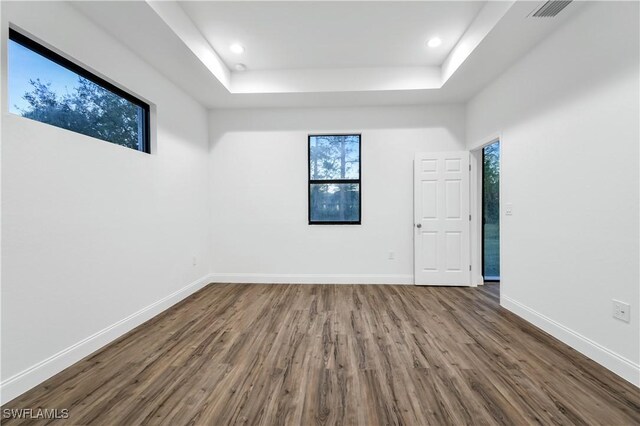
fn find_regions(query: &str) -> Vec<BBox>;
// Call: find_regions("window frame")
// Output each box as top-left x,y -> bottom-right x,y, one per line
481,141 -> 500,282
8,28 -> 151,154
307,133 -> 362,225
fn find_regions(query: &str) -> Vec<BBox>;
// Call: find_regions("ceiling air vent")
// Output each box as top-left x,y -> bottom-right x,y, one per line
532,0 -> 572,17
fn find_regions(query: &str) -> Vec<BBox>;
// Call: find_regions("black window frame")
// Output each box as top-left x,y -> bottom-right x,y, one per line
8,28 -> 151,154
307,133 -> 362,225
481,141 -> 500,282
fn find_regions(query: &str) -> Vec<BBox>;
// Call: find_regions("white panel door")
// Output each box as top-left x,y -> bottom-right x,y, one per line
414,152 -> 470,286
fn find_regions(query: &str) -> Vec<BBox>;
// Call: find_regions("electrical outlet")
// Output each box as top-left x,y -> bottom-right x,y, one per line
612,300 -> 630,322
388,251 -> 395,260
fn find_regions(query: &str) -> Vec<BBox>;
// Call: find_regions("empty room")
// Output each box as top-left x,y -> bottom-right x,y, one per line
1,0 -> 638,424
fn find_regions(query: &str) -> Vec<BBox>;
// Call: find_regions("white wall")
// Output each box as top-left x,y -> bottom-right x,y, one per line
1,1 -> 211,402
208,106 -> 465,284
2,0 -> 637,406
467,1 -> 639,384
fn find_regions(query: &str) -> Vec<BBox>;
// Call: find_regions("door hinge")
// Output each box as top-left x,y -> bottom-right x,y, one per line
469,164 -> 471,171
469,214 -> 472,221
469,265 -> 472,271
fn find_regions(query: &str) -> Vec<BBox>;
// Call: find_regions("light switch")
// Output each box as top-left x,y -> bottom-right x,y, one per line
505,203 -> 513,216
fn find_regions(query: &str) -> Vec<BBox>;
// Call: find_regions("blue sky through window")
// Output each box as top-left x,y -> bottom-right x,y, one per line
8,39 -> 80,114
7,34 -> 148,152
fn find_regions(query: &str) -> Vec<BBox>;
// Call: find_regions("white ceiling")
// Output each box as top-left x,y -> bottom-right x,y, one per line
179,1 -> 485,70
71,1 -> 584,109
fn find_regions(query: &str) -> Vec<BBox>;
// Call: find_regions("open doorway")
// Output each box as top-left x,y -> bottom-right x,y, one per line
482,141 -> 500,282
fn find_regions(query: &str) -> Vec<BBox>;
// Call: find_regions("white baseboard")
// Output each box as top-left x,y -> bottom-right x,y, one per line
0,273 -> 214,405
12,276 -> 635,407
208,273 -> 414,285
501,295 -> 640,387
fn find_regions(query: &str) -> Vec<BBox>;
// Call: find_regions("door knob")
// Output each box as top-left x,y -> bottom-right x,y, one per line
416,223 -> 422,228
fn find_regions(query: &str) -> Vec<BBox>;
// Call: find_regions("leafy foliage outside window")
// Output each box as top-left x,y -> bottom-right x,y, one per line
8,32 -> 148,152
483,142 -> 500,279
309,135 -> 361,224
17,78 -> 144,150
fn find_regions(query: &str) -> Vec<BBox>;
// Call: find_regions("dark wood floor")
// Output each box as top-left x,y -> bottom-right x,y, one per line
3,283 -> 639,425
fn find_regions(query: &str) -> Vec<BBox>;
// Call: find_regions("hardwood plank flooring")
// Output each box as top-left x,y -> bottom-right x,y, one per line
3,283 -> 639,425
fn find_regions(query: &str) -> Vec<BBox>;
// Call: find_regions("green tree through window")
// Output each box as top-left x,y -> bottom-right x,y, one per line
483,142 -> 500,279
8,30 -> 148,152
309,135 -> 361,224
18,78 -> 144,151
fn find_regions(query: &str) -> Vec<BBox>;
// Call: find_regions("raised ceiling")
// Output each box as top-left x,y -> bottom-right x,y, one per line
71,1 -> 583,109
179,1 -> 485,70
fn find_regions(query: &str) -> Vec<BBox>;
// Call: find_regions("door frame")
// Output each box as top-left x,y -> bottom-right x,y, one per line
469,133 -> 501,286
481,141 -> 501,282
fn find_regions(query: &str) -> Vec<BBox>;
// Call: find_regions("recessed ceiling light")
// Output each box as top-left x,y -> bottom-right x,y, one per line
230,43 -> 245,54
235,63 -> 247,72
426,37 -> 442,48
